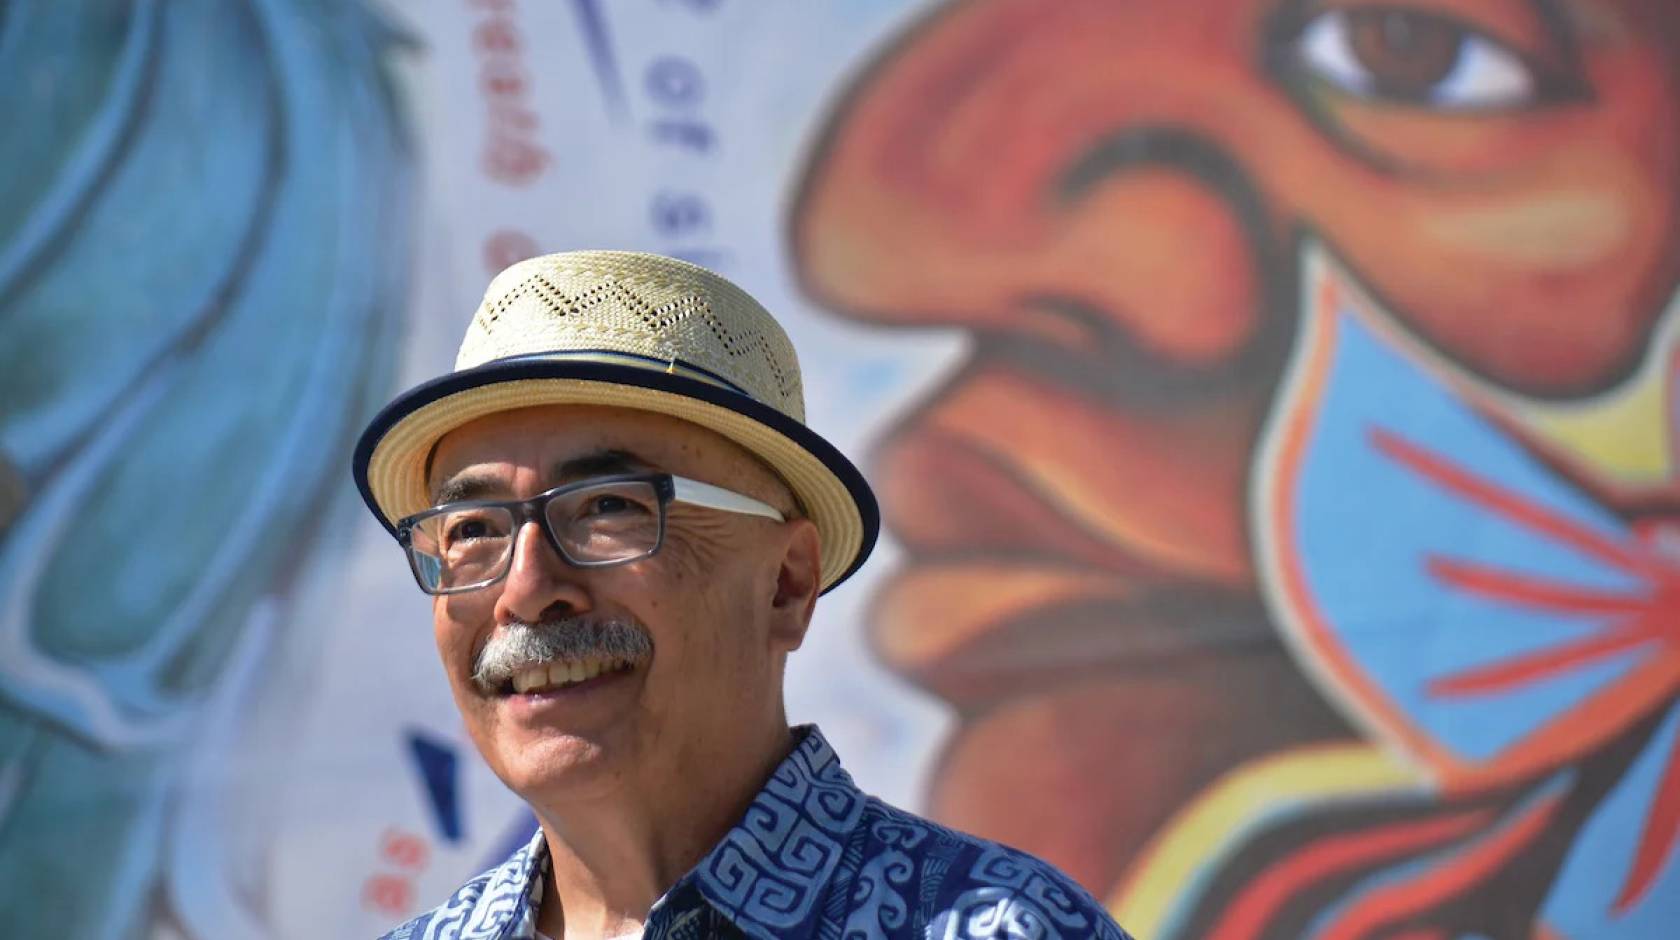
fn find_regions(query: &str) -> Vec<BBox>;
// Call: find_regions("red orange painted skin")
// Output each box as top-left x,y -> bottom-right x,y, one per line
793,0 -> 1680,915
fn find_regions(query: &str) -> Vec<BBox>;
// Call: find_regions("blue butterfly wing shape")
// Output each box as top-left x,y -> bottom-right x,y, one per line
1252,248 -> 1680,928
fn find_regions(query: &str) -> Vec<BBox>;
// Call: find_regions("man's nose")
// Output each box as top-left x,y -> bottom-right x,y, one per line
493,520 -> 592,624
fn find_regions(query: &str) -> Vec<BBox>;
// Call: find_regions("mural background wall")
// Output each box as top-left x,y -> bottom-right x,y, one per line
2,1 -> 1676,937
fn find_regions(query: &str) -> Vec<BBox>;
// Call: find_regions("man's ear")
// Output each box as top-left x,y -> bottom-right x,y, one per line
768,518 -> 822,651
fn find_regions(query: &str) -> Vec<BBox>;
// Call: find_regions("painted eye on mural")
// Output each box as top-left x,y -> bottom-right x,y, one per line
1289,8 -> 1541,110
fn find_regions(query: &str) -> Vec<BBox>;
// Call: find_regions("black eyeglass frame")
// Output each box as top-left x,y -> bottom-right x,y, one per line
395,472 -> 678,595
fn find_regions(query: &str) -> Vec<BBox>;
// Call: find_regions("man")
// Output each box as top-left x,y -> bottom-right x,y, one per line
353,250 -> 1132,940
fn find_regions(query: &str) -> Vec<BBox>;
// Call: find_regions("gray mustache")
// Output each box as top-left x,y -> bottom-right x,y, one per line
471,617 -> 652,693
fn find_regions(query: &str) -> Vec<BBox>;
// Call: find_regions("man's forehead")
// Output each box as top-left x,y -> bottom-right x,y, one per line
424,404 -> 760,496
431,409 -> 664,475
429,449 -> 652,504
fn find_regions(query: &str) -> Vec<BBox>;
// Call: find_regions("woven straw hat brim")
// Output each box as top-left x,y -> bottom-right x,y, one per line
353,358 -> 879,593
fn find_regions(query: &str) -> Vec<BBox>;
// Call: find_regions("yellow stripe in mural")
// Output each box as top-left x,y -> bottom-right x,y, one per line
1109,743 -> 1425,936
1518,370 -> 1674,483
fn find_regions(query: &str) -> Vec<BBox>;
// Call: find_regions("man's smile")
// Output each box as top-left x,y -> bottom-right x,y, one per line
505,654 -> 639,696
470,614 -> 655,696
490,652 -> 651,731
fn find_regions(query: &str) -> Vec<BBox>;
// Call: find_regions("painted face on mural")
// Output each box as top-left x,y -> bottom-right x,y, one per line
425,405 -> 808,806
794,0 -> 1680,903
802,0 -> 1680,391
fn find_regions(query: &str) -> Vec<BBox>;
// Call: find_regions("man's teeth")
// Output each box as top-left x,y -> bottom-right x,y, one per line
509,657 -> 632,694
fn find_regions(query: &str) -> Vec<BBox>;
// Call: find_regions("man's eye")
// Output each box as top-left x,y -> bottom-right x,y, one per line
450,520 -> 485,540
582,493 -> 650,517
446,515 -> 502,541
1293,8 -> 1538,110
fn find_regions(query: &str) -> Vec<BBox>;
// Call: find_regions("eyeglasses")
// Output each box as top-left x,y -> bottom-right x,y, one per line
395,472 -> 786,595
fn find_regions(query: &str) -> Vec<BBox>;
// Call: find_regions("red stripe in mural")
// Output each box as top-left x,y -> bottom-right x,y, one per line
1316,793 -> 1561,940
1205,809 -> 1490,940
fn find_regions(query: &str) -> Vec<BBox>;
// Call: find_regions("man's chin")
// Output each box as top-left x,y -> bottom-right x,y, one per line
465,669 -> 648,798
488,728 -> 628,803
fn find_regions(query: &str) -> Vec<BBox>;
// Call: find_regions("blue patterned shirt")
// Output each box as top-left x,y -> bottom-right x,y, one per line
380,726 -> 1133,939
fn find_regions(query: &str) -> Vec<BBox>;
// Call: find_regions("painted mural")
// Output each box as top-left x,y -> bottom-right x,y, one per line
4,0 -> 1677,936
792,1 -> 1680,938
0,0 -> 412,934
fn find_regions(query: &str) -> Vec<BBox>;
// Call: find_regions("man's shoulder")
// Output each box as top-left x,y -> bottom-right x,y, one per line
377,841 -> 539,940
845,795 -> 1135,939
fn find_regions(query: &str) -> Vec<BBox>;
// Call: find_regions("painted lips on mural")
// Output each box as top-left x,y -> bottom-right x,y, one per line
792,0 -> 1680,937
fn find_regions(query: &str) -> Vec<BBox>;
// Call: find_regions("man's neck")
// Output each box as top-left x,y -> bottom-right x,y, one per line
531,722 -> 798,940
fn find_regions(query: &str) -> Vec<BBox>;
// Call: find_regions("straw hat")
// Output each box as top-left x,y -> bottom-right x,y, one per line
353,250 -> 878,592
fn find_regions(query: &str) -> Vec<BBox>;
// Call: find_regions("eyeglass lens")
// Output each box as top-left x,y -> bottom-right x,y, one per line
406,479 -> 665,593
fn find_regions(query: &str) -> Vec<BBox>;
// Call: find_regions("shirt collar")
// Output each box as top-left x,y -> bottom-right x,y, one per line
512,725 -> 867,939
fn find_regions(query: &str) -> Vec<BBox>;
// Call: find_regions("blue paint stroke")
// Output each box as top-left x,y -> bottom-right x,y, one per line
568,0 -> 627,122
406,730 -> 463,843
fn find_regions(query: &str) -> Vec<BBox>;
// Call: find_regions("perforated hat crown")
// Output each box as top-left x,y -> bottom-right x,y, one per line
353,250 -> 878,592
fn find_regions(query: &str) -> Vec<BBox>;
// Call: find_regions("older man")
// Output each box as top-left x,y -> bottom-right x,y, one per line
354,251 -> 1131,940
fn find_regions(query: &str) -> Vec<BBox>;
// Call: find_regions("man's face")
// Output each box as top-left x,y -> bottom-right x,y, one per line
425,404 -> 811,804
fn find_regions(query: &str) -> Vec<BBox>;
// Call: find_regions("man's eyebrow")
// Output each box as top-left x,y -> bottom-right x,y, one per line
552,448 -> 653,481
432,473 -> 504,505
431,449 -> 656,505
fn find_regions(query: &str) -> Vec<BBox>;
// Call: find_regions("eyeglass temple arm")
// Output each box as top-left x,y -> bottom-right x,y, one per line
670,476 -> 786,521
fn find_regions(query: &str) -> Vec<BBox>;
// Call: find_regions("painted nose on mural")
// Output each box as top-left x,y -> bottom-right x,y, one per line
795,121 -> 1274,380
